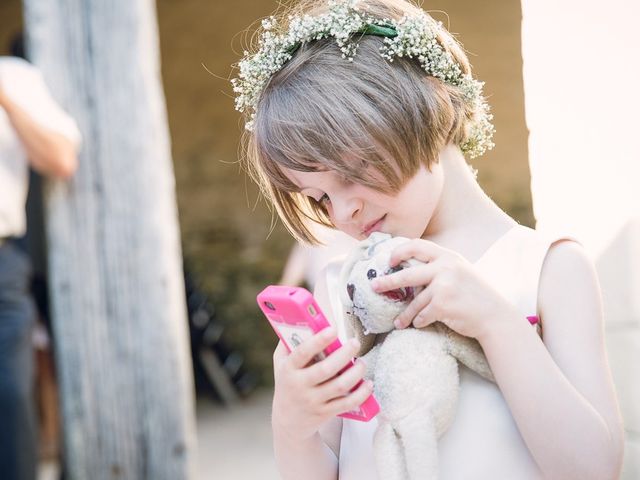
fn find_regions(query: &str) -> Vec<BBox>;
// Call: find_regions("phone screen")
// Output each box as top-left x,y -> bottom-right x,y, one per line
272,321 -> 327,361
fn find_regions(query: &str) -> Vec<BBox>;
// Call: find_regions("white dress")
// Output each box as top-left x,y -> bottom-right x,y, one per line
324,224 -> 574,479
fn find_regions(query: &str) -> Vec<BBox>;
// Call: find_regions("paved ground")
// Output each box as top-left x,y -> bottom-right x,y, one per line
38,388 -> 279,480
194,388 -> 279,480
37,370 -> 639,479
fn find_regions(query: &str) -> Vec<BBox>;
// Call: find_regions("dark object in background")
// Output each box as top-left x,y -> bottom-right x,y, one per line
10,32 -> 25,59
184,265 -> 257,403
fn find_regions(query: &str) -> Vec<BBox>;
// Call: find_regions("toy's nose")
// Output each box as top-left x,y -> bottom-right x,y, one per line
347,283 -> 355,301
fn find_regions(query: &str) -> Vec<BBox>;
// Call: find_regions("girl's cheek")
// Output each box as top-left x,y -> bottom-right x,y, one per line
325,205 -> 335,220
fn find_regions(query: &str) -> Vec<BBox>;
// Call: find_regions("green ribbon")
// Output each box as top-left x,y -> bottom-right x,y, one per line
356,24 -> 397,39
285,23 -> 398,56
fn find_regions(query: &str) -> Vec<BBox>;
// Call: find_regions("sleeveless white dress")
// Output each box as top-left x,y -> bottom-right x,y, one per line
324,224 -> 574,479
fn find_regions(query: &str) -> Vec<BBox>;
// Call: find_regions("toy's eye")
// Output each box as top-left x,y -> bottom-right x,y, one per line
367,269 -> 377,280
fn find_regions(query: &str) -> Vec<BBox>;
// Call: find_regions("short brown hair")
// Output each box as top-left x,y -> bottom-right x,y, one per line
240,0 -> 477,244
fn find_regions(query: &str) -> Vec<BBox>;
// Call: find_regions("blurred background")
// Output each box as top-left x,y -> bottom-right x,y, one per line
1,0 -> 636,479
156,0 -> 533,387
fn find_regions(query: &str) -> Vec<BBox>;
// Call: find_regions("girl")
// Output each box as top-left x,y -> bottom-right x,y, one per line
232,0 -> 624,478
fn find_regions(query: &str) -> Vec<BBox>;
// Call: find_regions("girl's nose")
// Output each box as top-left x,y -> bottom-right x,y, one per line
332,196 -> 362,224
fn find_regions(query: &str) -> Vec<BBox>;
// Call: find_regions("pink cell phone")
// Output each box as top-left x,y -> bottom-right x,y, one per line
257,285 -> 379,422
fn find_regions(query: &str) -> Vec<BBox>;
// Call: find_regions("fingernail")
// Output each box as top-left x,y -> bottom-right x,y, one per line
370,279 -> 380,291
394,319 -> 403,329
350,338 -> 360,348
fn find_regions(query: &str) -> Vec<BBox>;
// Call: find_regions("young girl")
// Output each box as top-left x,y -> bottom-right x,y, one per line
232,1 -> 624,478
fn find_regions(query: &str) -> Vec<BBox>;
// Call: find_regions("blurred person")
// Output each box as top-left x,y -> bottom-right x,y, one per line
279,224 -> 357,291
1,39 -> 81,480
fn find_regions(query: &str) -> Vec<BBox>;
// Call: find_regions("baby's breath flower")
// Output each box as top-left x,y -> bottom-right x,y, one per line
231,0 -> 495,158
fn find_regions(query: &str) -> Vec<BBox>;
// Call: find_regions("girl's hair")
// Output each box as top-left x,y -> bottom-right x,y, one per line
241,0 -> 477,244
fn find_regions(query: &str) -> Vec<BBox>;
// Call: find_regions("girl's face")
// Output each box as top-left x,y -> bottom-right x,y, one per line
284,162 -> 444,241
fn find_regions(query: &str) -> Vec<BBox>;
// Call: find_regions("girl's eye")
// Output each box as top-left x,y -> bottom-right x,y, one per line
318,193 -> 331,204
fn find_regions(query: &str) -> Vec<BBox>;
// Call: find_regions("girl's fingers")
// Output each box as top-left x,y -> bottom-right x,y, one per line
325,378 -> 374,416
394,288 -> 433,329
371,262 -> 436,293
288,327 -> 338,369
412,303 -> 438,329
316,359 -> 367,399
272,341 -> 289,366
306,338 -> 361,384
388,239 -> 444,266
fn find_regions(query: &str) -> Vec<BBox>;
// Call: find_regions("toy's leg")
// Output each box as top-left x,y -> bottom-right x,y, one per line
373,420 -> 409,480
396,409 -> 439,480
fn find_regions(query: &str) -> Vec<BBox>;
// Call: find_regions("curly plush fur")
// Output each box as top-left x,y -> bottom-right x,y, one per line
339,232 -> 494,480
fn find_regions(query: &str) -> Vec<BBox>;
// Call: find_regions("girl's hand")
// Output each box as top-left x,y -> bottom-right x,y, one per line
271,327 -> 373,441
370,239 -> 521,341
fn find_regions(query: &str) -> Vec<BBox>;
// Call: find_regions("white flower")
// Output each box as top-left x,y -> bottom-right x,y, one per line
231,0 -> 495,158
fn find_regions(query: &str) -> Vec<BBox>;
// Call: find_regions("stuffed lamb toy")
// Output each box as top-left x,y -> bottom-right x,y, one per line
339,232 -> 495,480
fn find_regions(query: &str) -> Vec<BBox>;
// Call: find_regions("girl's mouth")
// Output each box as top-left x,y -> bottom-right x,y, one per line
362,215 -> 386,236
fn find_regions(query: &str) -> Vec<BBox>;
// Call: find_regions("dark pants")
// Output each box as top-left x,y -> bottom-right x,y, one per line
0,242 -> 37,480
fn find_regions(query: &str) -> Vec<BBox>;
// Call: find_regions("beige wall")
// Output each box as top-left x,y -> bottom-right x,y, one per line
521,1 -> 640,476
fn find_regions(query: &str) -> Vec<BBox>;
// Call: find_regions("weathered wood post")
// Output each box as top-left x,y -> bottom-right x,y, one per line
22,1 -> 197,478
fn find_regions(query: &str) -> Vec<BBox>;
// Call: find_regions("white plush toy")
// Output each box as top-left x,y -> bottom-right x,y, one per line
339,232 -> 495,480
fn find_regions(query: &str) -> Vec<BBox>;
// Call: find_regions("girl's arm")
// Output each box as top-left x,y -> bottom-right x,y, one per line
272,404 -> 342,479
278,242 -> 309,287
478,240 -> 624,480
271,271 -> 366,480
271,339 -> 340,480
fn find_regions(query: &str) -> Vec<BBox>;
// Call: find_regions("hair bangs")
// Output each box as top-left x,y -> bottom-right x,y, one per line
240,5 -> 478,244
253,39 -> 422,194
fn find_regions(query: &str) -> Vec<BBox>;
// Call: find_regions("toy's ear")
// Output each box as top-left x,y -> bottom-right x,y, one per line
343,311 -> 376,357
339,238 -> 377,357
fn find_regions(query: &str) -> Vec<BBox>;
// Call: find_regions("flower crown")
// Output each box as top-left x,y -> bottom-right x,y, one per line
231,0 -> 495,158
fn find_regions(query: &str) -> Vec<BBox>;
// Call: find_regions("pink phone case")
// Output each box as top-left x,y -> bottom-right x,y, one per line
257,285 -> 379,422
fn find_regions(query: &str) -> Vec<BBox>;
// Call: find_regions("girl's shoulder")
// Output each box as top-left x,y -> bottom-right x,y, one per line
537,236 -> 599,319
486,223 -> 582,267
508,225 -> 595,304
472,224 -> 586,319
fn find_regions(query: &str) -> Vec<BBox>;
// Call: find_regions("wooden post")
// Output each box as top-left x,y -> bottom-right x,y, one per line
22,1 -> 197,478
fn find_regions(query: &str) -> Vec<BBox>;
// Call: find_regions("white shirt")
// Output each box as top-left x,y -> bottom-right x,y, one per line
327,225 -> 576,479
0,56 -> 81,237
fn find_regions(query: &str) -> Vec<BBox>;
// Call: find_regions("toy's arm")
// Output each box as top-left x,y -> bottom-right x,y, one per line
441,325 -> 494,382
360,343 -> 381,381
